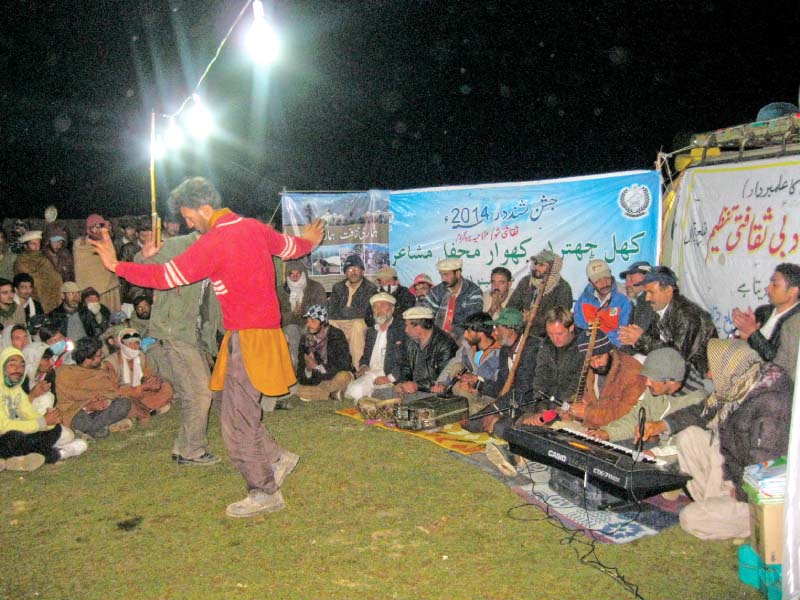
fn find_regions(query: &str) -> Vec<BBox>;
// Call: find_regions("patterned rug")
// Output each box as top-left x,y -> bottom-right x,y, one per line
335,407 -> 489,455
453,452 -> 688,544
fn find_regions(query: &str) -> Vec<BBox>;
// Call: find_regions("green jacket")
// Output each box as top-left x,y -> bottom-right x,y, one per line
134,233 -> 223,347
0,347 -> 49,435
600,387 -> 707,442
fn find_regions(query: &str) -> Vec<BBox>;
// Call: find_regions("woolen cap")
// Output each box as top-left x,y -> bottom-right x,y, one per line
403,306 -> 434,320
375,266 -> 397,280
533,249 -> 559,264
343,254 -> 365,271
640,348 -> 686,382
303,304 -> 328,323
61,281 -> 81,293
370,292 -> 396,306
486,307 -> 524,327
586,259 -> 612,283
619,261 -> 651,279
436,258 -> 462,272
576,330 -> 613,356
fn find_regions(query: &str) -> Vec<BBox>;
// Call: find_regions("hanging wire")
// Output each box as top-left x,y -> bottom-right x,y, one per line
162,0 -> 255,119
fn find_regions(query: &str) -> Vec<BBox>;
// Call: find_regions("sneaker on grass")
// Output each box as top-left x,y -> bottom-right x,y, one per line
272,451 -> 300,488
109,418 -> 134,433
58,439 -> 88,461
5,453 -> 46,472
174,452 -> 221,466
226,490 -> 285,518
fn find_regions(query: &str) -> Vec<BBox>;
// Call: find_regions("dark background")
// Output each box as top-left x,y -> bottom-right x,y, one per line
2,0 -> 798,221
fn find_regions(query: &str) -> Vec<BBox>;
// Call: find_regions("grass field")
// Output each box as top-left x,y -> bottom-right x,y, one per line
2,400 -> 761,600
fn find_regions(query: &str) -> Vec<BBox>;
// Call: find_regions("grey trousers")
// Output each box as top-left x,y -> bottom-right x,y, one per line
148,340 -> 213,460
221,332 -> 282,494
71,398 -> 132,437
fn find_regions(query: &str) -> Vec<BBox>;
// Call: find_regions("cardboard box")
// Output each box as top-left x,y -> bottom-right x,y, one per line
749,500 -> 784,564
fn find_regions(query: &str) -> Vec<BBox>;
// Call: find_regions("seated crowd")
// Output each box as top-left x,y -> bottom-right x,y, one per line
279,249 -> 799,542
2,214 -> 799,543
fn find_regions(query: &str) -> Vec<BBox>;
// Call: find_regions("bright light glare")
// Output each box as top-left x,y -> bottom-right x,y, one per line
185,97 -> 214,140
151,136 -> 166,161
165,118 -> 184,149
246,1 -> 279,66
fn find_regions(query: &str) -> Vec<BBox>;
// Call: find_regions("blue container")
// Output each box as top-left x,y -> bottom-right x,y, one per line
739,544 -> 762,590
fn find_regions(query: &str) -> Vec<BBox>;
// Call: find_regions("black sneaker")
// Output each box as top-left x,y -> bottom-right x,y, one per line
175,452 -> 221,466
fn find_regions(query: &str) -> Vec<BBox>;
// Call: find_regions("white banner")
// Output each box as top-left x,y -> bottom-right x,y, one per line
668,156 -> 800,335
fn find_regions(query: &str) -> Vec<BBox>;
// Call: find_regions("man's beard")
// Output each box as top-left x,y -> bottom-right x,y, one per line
374,314 -> 392,325
590,354 -> 613,376
137,311 -> 151,320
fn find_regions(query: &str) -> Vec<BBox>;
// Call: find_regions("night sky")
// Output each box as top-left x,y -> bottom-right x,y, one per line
2,0 -> 799,221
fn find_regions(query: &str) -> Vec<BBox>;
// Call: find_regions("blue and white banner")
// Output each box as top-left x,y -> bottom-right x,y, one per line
389,171 -> 662,291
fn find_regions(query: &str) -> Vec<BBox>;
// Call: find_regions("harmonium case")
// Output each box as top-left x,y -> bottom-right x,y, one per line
394,394 -> 469,431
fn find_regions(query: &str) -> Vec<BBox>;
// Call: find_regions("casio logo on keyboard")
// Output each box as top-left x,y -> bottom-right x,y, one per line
547,449 -> 567,463
592,467 -> 621,484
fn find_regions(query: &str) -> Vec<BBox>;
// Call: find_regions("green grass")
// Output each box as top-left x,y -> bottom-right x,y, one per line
2,401 -> 761,600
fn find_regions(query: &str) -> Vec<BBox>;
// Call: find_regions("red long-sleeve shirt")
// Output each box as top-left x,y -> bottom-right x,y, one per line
116,209 -> 313,331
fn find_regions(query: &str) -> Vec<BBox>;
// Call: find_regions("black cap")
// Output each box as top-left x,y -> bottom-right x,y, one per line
619,261 -> 651,279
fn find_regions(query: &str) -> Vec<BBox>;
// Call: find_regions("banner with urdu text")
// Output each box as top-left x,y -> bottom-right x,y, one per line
389,171 -> 661,294
667,156 -> 800,336
281,190 -> 391,291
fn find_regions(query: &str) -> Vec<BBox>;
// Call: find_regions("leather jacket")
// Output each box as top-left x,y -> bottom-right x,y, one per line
400,326 -> 458,391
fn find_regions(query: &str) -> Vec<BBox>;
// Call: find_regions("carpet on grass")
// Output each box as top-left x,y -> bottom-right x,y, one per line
335,406 -> 488,455
453,452 -> 688,544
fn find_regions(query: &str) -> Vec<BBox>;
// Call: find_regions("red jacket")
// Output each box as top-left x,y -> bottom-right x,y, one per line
116,210 -> 313,330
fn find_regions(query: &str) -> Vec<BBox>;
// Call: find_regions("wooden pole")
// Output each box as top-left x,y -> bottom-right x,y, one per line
150,111 -> 160,246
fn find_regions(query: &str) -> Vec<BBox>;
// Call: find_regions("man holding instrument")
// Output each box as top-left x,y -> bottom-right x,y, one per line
90,177 -> 325,518
507,249 -> 573,337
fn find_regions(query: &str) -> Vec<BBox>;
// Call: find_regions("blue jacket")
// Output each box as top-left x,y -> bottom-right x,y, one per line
423,278 -> 484,338
573,283 -> 631,347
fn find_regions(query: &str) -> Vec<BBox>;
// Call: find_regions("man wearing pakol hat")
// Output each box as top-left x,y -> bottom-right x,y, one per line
343,292 -> 407,402
47,282 -> 104,343
277,259 -> 326,369
327,254 -> 378,368
410,273 -> 433,303
394,306 -> 458,401
74,214 -> 121,311
561,329 -> 646,430
422,257 -> 483,339
465,307 -> 539,436
13,230 -> 63,313
573,258 -> 631,348
295,305 -> 353,401
587,347 -> 707,444
508,248 -> 573,337
618,266 -> 716,392
375,265 -> 415,316
619,341 -> 790,540
43,224 -> 74,283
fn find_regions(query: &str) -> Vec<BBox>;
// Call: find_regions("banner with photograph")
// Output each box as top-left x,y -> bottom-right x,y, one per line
666,156 -> 800,336
389,171 -> 661,295
281,190 -> 391,290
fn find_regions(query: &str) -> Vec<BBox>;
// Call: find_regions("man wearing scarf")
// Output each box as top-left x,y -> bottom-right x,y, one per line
508,249 -> 574,337
102,328 -> 173,423
277,259 -> 326,369
73,214 -> 121,311
43,225 -> 75,283
663,339 -> 792,540
13,231 -> 63,313
12,273 -> 43,327
295,305 -> 353,401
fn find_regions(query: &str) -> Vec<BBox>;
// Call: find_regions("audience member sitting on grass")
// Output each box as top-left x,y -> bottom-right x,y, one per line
0,346 -> 87,472
22,342 -> 56,414
80,286 -> 111,336
0,277 -> 26,329
295,305 -> 353,402
37,324 -> 74,368
48,281 -> 104,343
344,292 -> 406,402
433,311 -> 502,413
393,306 -> 458,402
55,336 -> 133,438
102,328 -> 173,421
1,323 -> 30,351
